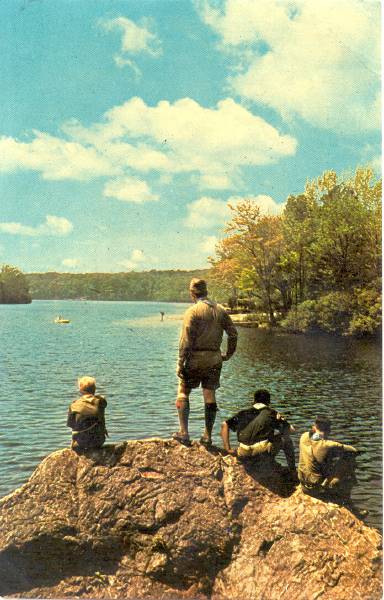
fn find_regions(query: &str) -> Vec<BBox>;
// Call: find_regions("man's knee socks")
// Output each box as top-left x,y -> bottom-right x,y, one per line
204,402 -> 218,437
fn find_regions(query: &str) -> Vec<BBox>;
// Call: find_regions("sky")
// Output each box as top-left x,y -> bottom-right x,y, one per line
0,0 -> 380,273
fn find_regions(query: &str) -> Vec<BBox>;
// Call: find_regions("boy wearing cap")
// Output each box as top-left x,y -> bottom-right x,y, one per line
298,416 -> 359,500
174,278 -> 237,446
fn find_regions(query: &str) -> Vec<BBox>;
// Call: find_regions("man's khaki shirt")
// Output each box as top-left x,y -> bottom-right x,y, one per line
298,431 -> 357,487
178,298 -> 237,370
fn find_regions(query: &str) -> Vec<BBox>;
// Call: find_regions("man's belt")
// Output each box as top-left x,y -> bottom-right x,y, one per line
192,348 -> 220,352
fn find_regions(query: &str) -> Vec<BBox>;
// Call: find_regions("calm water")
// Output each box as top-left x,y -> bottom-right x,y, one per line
0,301 -> 381,529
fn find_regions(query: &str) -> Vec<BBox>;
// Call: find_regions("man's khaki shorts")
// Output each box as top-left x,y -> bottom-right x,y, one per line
179,364 -> 222,391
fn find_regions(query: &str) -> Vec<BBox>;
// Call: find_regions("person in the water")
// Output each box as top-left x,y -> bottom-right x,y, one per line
174,278 -> 237,446
221,389 -> 296,475
67,376 -> 108,450
298,415 -> 359,501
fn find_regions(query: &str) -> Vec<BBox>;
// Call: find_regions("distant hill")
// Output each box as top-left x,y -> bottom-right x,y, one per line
26,270 -> 228,303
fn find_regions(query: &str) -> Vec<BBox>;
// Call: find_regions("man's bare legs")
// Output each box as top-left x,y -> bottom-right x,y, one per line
175,381 -> 191,439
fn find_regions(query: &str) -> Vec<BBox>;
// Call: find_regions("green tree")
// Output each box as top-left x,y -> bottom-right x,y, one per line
211,200 -> 287,323
0,265 -> 31,304
281,192 -> 317,306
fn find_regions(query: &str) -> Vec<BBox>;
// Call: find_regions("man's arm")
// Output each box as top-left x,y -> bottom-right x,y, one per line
222,312 -> 238,361
177,309 -> 197,376
274,411 -> 295,434
221,421 -> 236,455
327,440 -> 359,454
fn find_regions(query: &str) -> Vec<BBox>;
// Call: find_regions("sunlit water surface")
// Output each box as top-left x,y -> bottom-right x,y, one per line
0,301 -> 381,529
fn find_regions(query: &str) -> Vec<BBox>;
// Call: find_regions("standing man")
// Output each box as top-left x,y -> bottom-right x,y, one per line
174,278 -> 237,446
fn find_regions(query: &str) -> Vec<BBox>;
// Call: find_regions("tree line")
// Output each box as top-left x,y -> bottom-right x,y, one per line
26,269 -> 226,303
210,167 -> 381,336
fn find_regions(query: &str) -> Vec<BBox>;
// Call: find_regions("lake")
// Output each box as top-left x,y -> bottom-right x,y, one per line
0,300 -> 381,529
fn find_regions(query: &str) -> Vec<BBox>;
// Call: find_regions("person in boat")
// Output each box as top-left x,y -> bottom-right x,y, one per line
174,278 -> 238,446
298,415 -> 359,500
160,311 -> 165,321
221,389 -> 296,474
67,376 -> 108,450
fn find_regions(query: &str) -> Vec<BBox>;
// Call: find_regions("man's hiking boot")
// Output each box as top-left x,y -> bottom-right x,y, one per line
200,436 -> 212,448
172,432 -> 192,446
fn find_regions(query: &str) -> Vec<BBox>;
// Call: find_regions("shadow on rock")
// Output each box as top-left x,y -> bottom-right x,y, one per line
238,455 -> 297,497
0,534 -> 124,596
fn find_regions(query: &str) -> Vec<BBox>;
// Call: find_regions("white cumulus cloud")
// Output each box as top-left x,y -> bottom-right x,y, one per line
229,194 -> 285,216
201,235 -> 218,253
199,173 -> 233,190
0,97 -> 296,192
103,177 -> 159,203
196,0 -> 380,132
62,258 -> 80,268
185,197 -> 230,229
101,16 -> 162,74
66,96 -> 296,188
0,133 -> 114,181
0,215 -> 73,237
118,248 -> 149,271
102,16 -> 162,56
185,194 -> 283,229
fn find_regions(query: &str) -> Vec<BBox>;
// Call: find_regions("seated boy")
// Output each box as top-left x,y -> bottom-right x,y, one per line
67,376 -> 108,450
298,415 -> 358,500
221,389 -> 296,473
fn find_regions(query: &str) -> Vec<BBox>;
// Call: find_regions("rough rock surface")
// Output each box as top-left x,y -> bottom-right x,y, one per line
0,439 -> 381,600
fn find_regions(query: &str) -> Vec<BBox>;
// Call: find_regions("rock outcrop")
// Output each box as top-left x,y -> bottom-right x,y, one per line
0,440 -> 381,599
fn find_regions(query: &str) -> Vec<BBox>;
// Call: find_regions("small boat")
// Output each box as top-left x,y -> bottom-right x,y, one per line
54,317 -> 71,324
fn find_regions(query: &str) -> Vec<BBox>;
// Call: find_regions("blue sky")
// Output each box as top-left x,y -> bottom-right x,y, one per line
0,0 -> 380,273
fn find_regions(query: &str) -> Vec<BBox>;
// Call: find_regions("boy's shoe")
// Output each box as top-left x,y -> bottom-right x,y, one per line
172,432 -> 192,446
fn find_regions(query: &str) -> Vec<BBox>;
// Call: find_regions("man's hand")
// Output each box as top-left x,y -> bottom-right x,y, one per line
226,448 -> 237,456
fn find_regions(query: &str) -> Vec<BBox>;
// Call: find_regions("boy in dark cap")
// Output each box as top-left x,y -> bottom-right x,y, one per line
221,389 -> 296,475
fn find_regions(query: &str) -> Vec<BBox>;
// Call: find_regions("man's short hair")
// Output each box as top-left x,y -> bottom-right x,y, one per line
254,389 -> 271,405
78,376 -> 96,394
315,415 -> 331,434
189,278 -> 208,298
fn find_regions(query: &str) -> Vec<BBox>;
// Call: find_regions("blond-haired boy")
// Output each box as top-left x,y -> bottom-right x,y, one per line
67,376 -> 108,450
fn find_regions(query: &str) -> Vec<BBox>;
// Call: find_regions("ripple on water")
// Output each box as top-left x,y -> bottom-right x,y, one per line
0,301 -> 381,529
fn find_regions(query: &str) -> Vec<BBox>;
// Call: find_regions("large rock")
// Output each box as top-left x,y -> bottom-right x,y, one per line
0,440 -> 381,599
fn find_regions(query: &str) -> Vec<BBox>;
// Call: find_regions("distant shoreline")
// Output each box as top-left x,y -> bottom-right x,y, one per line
25,269 -> 227,304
